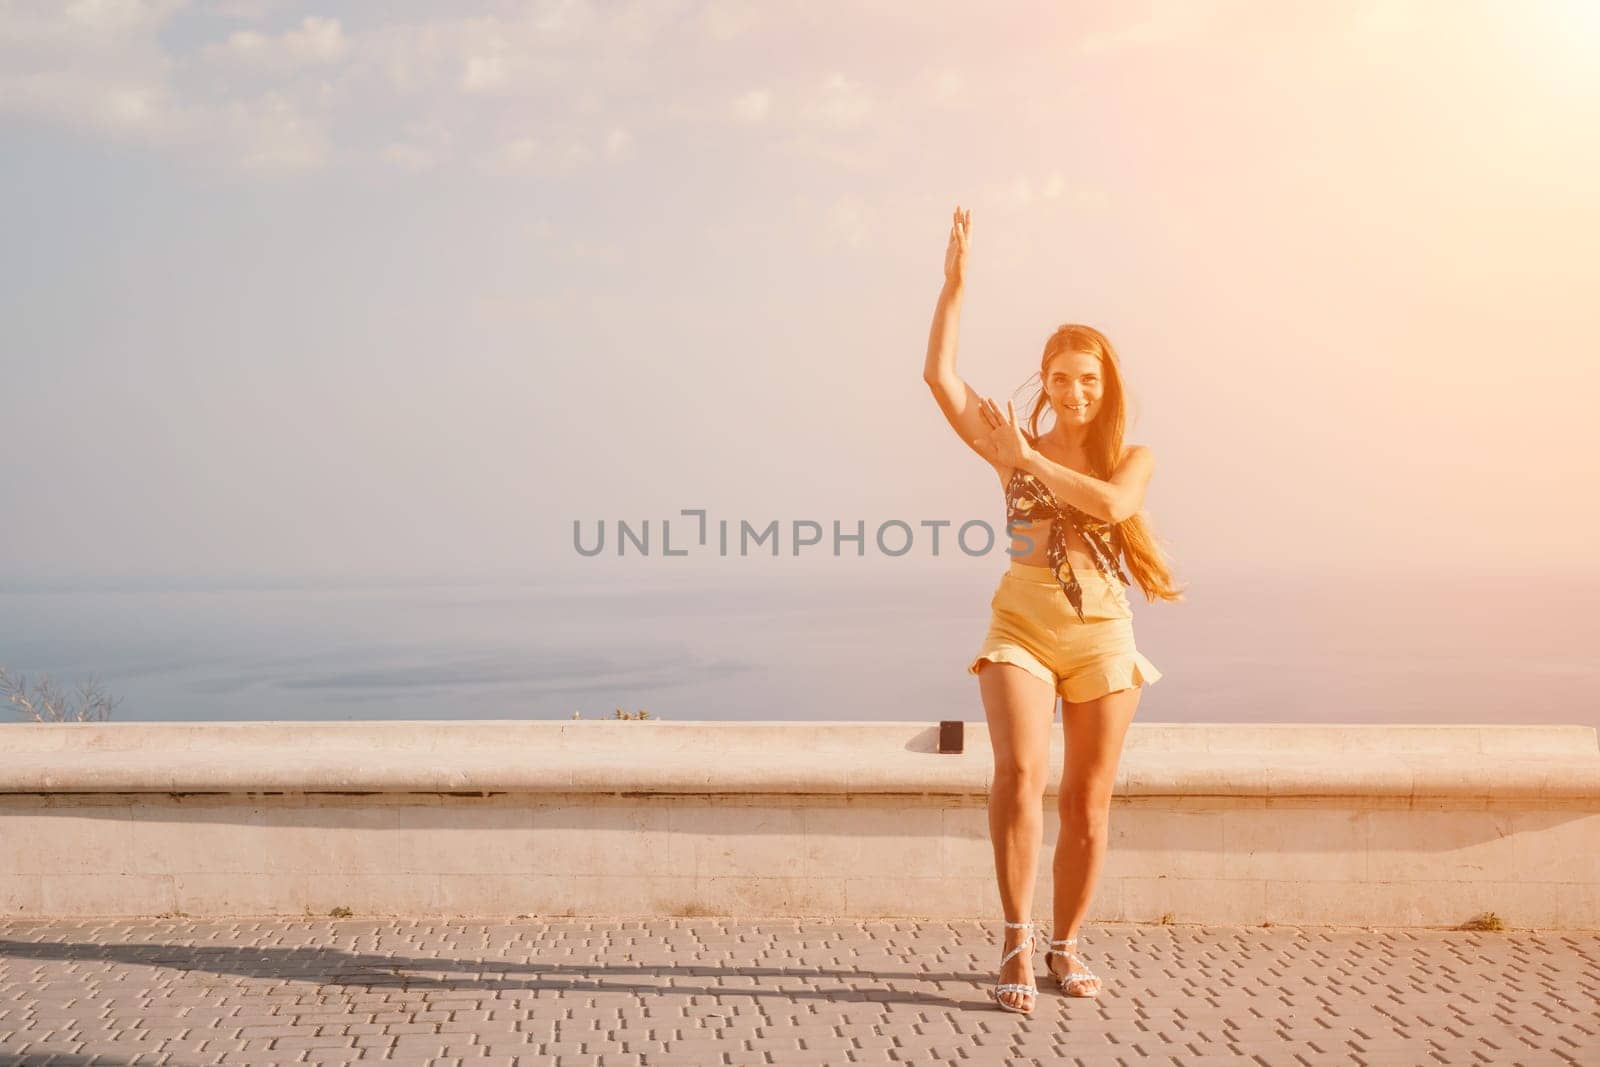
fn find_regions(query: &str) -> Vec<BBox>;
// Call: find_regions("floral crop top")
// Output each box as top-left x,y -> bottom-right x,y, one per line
1005,466 -> 1132,623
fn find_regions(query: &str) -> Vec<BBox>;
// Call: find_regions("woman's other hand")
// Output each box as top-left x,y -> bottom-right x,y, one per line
979,398 -> 1035,469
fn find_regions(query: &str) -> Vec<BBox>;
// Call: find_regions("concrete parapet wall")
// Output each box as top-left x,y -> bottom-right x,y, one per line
2,721 -> 1596,927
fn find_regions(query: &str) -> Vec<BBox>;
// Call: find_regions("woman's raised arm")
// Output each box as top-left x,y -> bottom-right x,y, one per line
924,207 -> 1003,470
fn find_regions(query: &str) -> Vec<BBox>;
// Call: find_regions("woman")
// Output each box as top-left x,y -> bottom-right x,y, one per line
922,205 -> 1185,1014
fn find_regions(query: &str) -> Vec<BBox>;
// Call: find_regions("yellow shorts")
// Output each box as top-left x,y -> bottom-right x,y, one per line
967,559 -> 1163,704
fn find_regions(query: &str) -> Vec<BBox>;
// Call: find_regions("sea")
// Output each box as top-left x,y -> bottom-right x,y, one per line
1,564 -> 1595,729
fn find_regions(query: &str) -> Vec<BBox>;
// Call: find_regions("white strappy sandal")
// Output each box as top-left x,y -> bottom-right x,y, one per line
1044,933 -> 1102,997
986,919 -> 1039,1014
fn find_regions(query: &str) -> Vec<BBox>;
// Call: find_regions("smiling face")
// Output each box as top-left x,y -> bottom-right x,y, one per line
1042,349 -> 1105,428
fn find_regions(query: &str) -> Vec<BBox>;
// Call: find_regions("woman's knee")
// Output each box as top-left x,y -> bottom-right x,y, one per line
992,760 -> 1049,796
1056,783 -> 1115,828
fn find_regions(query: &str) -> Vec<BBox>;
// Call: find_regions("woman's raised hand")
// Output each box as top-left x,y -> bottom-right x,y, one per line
944,205 -> 972,287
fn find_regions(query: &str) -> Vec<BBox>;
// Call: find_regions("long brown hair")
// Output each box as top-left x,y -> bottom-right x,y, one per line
1016,324 -> 1186,607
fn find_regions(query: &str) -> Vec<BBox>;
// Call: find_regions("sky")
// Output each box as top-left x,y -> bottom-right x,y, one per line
3,0 -> 1598,589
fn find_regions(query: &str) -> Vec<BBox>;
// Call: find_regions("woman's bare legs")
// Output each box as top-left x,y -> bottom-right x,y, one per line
1049,685 -> 1142,994
977,660 -> 1057,1010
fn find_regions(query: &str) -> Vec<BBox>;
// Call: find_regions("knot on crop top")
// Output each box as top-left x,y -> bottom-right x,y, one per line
1006,467 -> 1132,623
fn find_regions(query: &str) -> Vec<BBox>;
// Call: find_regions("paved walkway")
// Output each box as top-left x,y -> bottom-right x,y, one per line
0,919 -> 1595,1066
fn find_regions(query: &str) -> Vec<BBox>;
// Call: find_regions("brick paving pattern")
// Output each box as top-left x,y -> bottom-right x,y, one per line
0,919 -> 1595,1065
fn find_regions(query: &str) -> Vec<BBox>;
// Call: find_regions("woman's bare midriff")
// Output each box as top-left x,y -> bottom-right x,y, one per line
997,461 -> 1101,573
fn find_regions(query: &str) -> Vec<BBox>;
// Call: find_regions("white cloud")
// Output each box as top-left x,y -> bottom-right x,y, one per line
382,120 -> 451,171
699,1 -> 760,42
774,133 -> 880,172
523,0 -> 591,35
984,172 -> 1085,213
476,134 -> 594,177
0,65 -> 179,134
0,0 -> 184,135
218,29 -> 267,57
0,5 -> 345,170
198,0 -> 290,17
202,16 -> 349,69
383,141 -> 435,170
570,239 -> 621,263
1,2 -> 864,177
103,83 -> 161,124
801,72 -> 870,130
226,90 -> 327,171
460,53 -> 509,93
344,10 -> 592,98
480,135 -> 542,175
350,22 -> 448,95
556,141 -> 594,170
769,73 -> 883,168
55,0 -> 184,34
730,88 -> 770,123
283,16 -> 347,64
